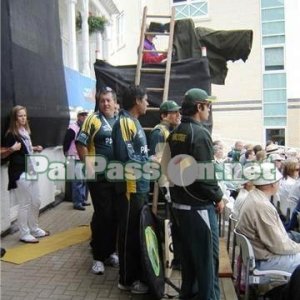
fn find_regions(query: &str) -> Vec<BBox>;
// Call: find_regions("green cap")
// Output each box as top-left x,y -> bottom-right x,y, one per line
183,88 -> 216,104
160,100 -> 181,113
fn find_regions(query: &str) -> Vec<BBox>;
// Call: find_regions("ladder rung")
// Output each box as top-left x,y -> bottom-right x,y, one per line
143,127 -> 154,131
143,50 -> 167,53
141,68 -> 165,73
146,87 -> 164,92
147,14 -> 171,18
146,107 -> 160,111
145,32 -> 170,36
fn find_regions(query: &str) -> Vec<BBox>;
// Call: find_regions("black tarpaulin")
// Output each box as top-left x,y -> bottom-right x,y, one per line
94,57 -> 213,131
1,0 -> 69,147
173,19 -> 253,85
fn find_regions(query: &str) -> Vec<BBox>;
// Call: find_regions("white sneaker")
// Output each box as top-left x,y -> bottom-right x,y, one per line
31,228 -> 50,238
105,252 -> 119,267
131,280 -> 149,294
20,234 -> 39,243
91,260 -> 105,274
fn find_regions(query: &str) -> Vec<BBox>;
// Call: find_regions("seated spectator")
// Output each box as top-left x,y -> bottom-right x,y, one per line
269,153 -> 285,172
264,265 -> 300,300
253,144 -> 263,156
232,179 -> 254,219
236,162 -> 300,274
279,159 -> 299,218
227,140 -> 244,162
285,166 -> 300,231
256,150 -> 267,162
239,144 -> 254,165
142,23 -> 167,64
266,143 -> 280,157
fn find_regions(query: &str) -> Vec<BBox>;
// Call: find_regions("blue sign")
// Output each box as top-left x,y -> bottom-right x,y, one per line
64,67 -> 96,111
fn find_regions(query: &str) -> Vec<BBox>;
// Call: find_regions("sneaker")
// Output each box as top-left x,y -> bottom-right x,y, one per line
105,252 -> 119,267
91,260 -> 104,275
118,282 -> 131,291
82,202 -> 91,206
20,234 -> 39,243
131,280 -> 149,294
74,205 -> 85,211
31,228 -> 50,238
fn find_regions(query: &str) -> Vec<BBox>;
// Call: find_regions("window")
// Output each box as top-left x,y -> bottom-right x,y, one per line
264,47 -> 284,71
265,128 -> 285,146
172,0 -> 208,20
116,12 -> 124,49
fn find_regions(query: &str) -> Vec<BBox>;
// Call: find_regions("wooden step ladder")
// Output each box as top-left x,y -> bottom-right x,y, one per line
135,6 -> 175,100
135,6 -> 175,215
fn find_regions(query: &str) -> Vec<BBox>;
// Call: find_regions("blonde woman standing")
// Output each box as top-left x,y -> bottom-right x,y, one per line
3,105 -> 49,243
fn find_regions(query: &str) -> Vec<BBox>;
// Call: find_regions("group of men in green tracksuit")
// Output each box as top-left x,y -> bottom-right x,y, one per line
76,83 -> 224,299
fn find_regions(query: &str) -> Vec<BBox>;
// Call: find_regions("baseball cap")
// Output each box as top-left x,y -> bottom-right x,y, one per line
183,88 -> 216,105
160,100 -> 181,113
243,162 -> 282,186
77,110 -> 89,116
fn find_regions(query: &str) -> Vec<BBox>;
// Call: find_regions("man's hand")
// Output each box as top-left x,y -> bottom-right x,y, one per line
215,199 -> 225,214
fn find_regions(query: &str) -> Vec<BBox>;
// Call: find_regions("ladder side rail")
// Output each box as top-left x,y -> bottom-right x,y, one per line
135,6 -> 148,85
162,7 -> 175,101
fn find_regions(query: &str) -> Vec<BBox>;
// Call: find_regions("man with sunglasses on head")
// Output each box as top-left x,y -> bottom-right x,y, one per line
166,88 -> 224,300
76,87 -> 119,275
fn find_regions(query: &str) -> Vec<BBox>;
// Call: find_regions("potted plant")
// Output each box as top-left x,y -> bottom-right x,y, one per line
76,13 -> 107,34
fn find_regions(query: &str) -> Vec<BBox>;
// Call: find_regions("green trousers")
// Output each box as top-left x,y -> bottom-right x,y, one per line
174,204 -> 220,300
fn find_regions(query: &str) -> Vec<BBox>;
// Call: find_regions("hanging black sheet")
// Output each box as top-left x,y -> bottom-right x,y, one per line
94,57 -> 213,131
1,0 -> 69,147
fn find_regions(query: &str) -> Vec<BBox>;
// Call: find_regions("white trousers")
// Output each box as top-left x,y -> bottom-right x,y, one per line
11,173 -> 41,239
257,253 -> 300,274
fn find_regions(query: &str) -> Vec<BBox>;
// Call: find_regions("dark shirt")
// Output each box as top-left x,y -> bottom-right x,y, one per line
112,109 -> 149,193
63,128 -> 75,154
148,121 -> 172,156
3,132 -> 29,190
167,116 -> 223,206
76,112 -> 116,160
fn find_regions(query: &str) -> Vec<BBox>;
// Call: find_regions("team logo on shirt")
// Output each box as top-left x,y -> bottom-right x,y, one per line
102,125 -> 112,132
138,129 -> 145,139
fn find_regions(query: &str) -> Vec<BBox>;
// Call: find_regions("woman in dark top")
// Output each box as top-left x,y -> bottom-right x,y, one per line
3,105 -> 49,243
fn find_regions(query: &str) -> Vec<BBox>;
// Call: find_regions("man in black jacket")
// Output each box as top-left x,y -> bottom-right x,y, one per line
166,88 -> 224,300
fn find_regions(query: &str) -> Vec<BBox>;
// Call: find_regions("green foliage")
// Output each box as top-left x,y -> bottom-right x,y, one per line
76,13 -> 107,34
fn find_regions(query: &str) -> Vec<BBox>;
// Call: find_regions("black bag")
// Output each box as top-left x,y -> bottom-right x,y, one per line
140,205 -> 165,299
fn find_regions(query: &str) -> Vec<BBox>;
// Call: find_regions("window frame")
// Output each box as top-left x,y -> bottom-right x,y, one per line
264,127 -> 286,146
171,0 -> 210,20
263,44 -> 285,73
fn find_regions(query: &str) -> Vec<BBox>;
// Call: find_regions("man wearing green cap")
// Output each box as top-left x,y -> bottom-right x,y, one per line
149,100 -> 181,270
149,100 -> 181,157
166,88 -> 224,300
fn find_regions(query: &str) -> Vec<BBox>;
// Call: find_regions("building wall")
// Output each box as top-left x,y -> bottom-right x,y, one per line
285,0 -> 300,148
198,1 -> 263,144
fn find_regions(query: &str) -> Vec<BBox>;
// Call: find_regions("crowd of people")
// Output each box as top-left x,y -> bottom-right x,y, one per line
2,84 -> 300,299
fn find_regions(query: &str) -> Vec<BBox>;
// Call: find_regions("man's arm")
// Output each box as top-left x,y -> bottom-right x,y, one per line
257,205 -> 300,255
63,129 -> 75,154
148,129 -> 165,157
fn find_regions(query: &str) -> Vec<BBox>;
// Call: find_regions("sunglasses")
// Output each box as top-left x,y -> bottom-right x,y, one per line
100,86 -> 113,93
